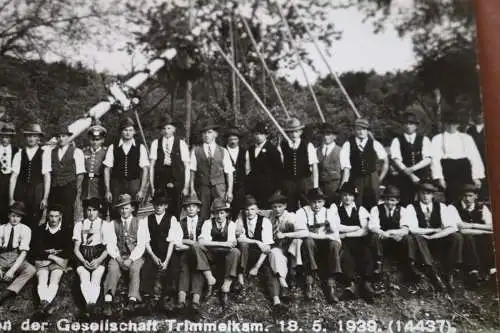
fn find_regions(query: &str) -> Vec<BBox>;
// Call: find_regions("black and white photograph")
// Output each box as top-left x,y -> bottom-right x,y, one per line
0,0 -> 498,332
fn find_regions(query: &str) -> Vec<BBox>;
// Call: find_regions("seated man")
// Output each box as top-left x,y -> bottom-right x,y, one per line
405,182 -> 463,292
142,193 -> 182,309
296,188 -> 341,303
191,198 -> 240,307
175,194 -> 205,313
73,198 -> 108,317
368,186 -> 421,281
32,204 -> 72,317
102,194 -> 148,316
336,183 -> 374,302
0,202 -> 36,305
452,184 -> 494,287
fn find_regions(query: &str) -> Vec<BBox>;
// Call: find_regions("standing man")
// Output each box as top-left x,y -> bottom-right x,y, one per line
466,113 -> 488,201
0,124 -> 17,223
10,124 -> 51,229
390,111 -> 432,205
82,122 -> 108,202
150,115 -> 190,217
225,128 -> 247,221
279,118 -> 319,211
189,121 -> 234,221
246,122 -> 283,209
48,124 -> 86,230
431,112 -> 484,204
317,123 -> 342,206
104,117 -> 150,206
340,118 -> 388,208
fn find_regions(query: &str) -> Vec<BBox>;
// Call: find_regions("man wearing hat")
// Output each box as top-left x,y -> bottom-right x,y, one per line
466,112 -> 488,202
390,111 -> 432,205
340,118 -> 388,209
10,123 -> 51,229
368,186 -> 421,281
189,120 -> 234,221
431,112 -> 484,204
142,192 -> 182,309
0,202 -> 36,305
32,204 -> 72,316
317,123 -> 342,206
296,188 -> 342,303
150,115 -> 190,217
48,124 -> 86,230
225,127 -> 247,220
278,117 -> 319,212
104,117 -> 150,208
404,182 -> 463,292
336,182 -> 375,302
82,121 -> 108,203
0,123 -> 18,222
192,198 -> 240,307
452,184 -> 494,287
246,121 -> 283,209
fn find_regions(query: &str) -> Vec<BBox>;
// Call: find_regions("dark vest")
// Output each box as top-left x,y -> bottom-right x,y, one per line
317,145 -> 342,182
377,204 -> 401,231
398,134 -> 430,179
179,216 -> 203,240
248,142 -> 280,177
414,201 -> 442,229
20,147 -> 43,184
210,219 -> 230,242
338,205 -> 361,227
227,147 -> 246,185
147,213 -> 173,258
281,140 -> 311,179
242,215 -> 264,241
83,146 -> 107,177
467,126 -> 485,162
111,142 -> 141,180
154,136 -> 185,188
113,217 -> 140,256
51,146 -> 76,187
194,145 -> 225,186
456,203 -> 485,225
349,137 -> 377,177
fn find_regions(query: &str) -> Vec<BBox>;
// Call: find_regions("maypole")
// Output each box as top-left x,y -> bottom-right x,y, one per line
185,0 -> 195,144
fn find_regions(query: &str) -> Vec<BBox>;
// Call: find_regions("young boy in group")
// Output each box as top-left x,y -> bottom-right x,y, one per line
73,198 -> 108,316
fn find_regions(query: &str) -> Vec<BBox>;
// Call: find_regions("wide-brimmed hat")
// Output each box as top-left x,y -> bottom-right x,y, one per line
0,123 -> 16,136
119,117 -> 136,131
225,127 -> 241,138
23,123 -> 44,136
461,184 -> 480,194
354,118 -> 370,129
158,114 -> 178,129
199,120 -> 220,133
268,191 -> 288,204
382,185 -> 400,199
284,117 -> 305,132
182,193 -> 202,206
338,182 -> 359,196
307,188 -> 326,201
320,123 -> 337,135
47,204 -> 65,213
211,198 -> 230,212
252,121 -> 270,135
418,182 -> 438,193
54,124 -> 73,136
83,197 -> 102,210
244,195 -> 258,207
114,193 -> 135,208
9,202 -> 26,216
402,111 -> 419,124
151,193 -> 170,205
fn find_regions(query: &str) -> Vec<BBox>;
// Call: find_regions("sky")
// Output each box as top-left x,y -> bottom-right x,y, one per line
72,5 -> 417,84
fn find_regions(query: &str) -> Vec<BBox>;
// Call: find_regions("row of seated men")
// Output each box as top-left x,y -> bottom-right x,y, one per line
0,179 -> 494,318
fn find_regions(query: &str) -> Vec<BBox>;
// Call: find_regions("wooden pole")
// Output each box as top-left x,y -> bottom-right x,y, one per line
229,13 -> 239,125
185,0 -> 194,144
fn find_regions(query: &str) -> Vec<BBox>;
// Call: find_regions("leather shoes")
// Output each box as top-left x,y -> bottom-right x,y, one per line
361,281 -> 375,303
327,286 -> 339,304
467,271 -> 480,288
373,261 -> 383,275
103,301 -> 113,317
272,302 -> 288,314
407,262 -> 425,282
341,282 -> 357,301
281,287 -> 291,301
304,283 -> 314,300
191,302 -> 201,314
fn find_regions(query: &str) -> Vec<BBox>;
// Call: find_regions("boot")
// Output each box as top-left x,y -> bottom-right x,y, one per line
326,285 -> 339,304
341,281 -> 357,301
204,284 -> 214,301
444,273 -> 455,293
373,261 -> 383,275
407,261 -> 425,282
220,292 -> 229,308
103,301 -> 113,317
360,280 -> 375,304
304,277 -> 314,300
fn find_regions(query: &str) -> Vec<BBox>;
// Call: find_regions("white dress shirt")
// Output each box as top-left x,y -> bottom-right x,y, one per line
12,146 -> 52,175
226,146 -> 240,165
455,201 -> 493,226
72,218 -> 106,245
185,215 -> 201,240
149,136 -> 190,164
319,142 -> 337,158
368,205 -> 407,231
51,145 -> 86,175
189,143 -> 234,173
334,203 -> 370,229
390,134 -> 432,163
199,219 -> 237,242
145,213 -> 183,245
103,217 -> 148,261
404,201 -> 459,231
103,139 -> 150,168
296,206 -> 340,240
277,139 -> 319,165
235,215 -> 274,245
339,137 -> 387,170
0,223 -> 31,251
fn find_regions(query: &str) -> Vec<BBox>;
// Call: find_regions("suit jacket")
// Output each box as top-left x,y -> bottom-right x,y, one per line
247,141 -> 283,204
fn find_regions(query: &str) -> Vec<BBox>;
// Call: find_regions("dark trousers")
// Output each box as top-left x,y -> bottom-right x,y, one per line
282,178 -> 310,212
396,176 -> 419,207
320,179 -> 341,207
110,178 -> 141,219
177,250 -> 204,295
246,174 -> 278,210
196,184 -> 226,222
0,174 -> 10,223
192,244 -> 240,279
340,236 -> 373,281
302,238 -> 342,279
441,158 -> 473,204
352,172 -> 379,209
49,182 -> 77,231
412,233 -> 463,273
370,233 -> 417,263
141,254 -> 180,298
14,181 -> 44,229
230,182 -> 245,221
462,233 -> 495,272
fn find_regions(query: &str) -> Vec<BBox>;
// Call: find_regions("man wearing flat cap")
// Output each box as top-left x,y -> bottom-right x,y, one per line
246,122 -> 283,209
317,123 -> 342,206
340,118 -> 388,209
390,111 -> 432,205
150,115 -> 190,217
104,117 -> 150,209
431,111 -> 484,204
225,128 -> 247,221
10,123 -> 51,229
278,117 -> 319,212
48,124 -> 86,230
0,123 -> 18,222
82,121 -> 108,203
189,120 -> 234,221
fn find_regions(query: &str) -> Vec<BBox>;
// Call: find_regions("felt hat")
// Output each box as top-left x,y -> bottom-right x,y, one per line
307,188 -> 326,201
338,182 -> 359,196
244,195 -> 258,207
83,197 -> 102,210
9,202 -> 26,217
354,118 -> 370,129
54,124 -> 73,136
210,198 -> 230,212
284,117 -> 305,132
114,193 -> 135,208
402,111 -> 419,124
461,184 -> 480,194
47,204 -> 65,213
320,123 -> 337,135
182,193 -> 202,206
252,121 -> 270,135
418,182 -> 438,193
268,191 -> 288,204
382,185 -> 400,199
225,127 -> 241,138
0,123 -> 16,136
151,192 -> 170,205
119,117 -> 136,131
23,123 -> 44,136
199,120 -> 220,133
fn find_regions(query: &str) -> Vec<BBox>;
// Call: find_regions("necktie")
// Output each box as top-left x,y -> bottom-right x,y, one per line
164,139 -> 171,166
424,206 -> 431,227
5,226 -> 14,250
272,216 -> 280,238
389,209 -> 393,218
0,150 -> 8,174
313,213 -> 319,227
189,219 -> 195,240
85,221 -> 94,245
